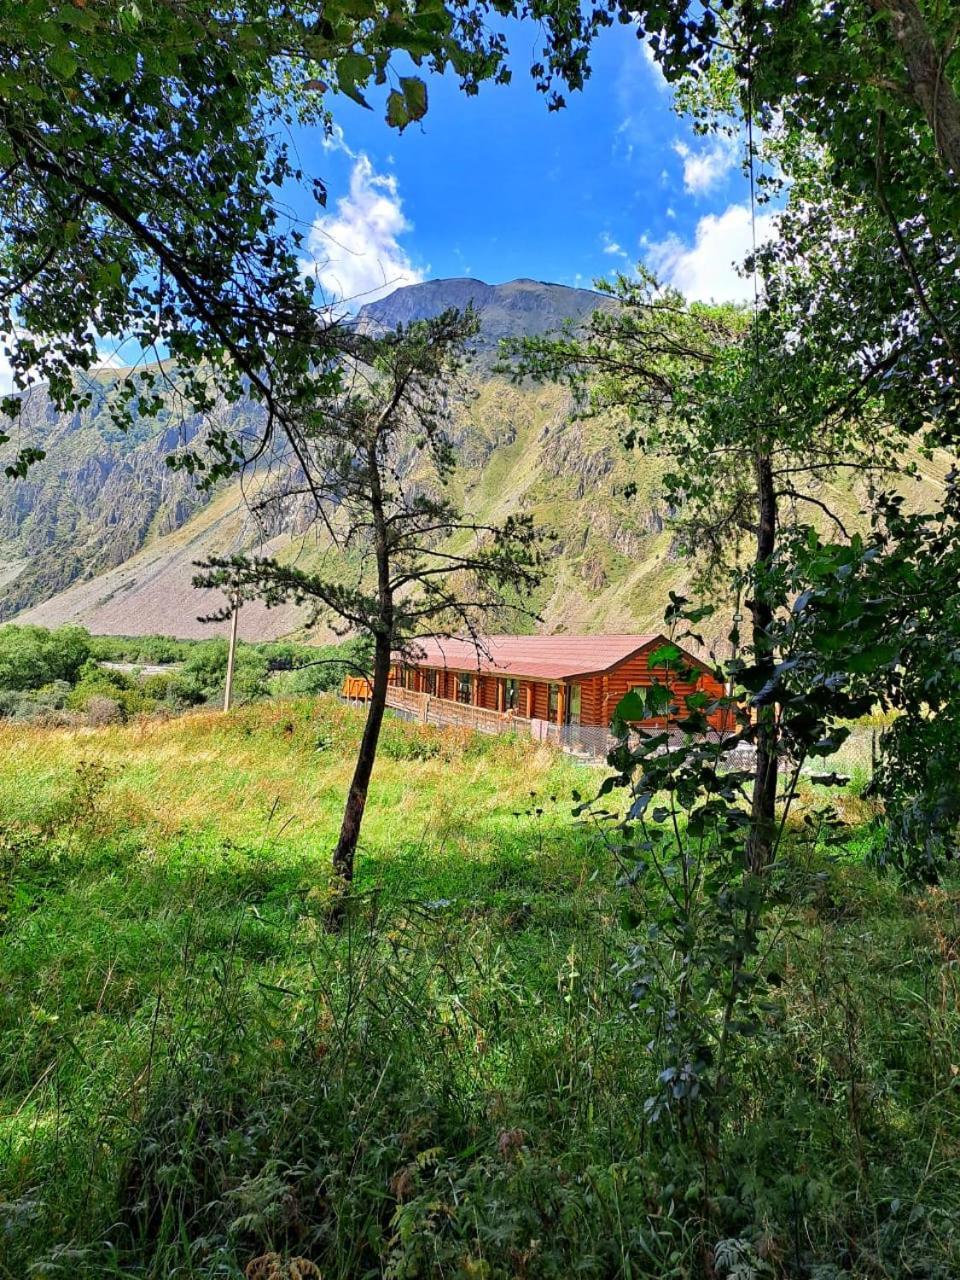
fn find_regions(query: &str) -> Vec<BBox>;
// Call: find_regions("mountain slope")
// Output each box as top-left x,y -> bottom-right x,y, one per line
5,276 -> 950,644
0,368 -> 267,622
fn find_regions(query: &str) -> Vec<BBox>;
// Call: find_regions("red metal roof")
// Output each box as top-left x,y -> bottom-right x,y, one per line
396,633 -> 668,680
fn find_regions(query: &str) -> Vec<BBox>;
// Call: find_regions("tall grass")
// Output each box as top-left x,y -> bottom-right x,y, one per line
1,698 -> 959,1278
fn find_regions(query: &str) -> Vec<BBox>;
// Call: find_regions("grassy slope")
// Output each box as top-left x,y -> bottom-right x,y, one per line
2,702 -> 960,1278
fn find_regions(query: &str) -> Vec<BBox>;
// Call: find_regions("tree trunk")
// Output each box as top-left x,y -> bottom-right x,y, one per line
746,453 -> 779,874
871,0 -> 960,179
329,632 -> 392,919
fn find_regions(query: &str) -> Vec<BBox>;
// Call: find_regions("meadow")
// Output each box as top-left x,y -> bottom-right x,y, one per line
1,698 -> 959,1279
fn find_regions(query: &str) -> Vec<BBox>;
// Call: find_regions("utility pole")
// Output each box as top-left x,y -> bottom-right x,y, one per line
223,590 -> 240,713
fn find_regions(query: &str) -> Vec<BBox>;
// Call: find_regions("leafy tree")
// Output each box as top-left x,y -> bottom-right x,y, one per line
3,0 -> 954,479
0,622 -> 91,689
583,642 -> 860,1189
774,490 -> 960,880
532,0 -> 960,873
196,309 -> 539,910
507,267 -> 909,868
0,0 -> 583,479
266,636 -> 373,696
172,638 -> 270,707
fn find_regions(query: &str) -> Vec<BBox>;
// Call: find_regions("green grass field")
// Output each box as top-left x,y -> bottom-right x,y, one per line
1,698 -> 959,1279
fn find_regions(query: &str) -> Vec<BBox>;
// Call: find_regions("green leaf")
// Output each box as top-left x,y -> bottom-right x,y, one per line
614,689 -> 648,723
336,52 -> 371,107
400,75 -> 427,124
49,44 -> 78,80
385,88 -> 408,129
647,643 -> 682,669
385,78 -> 427,131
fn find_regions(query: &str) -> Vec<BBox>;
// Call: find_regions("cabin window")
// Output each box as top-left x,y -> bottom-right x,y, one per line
504,678 -> 519,711
457,673 -> 472,704
548,683 -> 560,720
424,669 -> 437,696
568,684 -> 582,725
405,666 -> 417,690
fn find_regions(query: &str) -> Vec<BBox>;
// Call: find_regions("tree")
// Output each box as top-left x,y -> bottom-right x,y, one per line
0,622 -> 91,690
195,309 -> 539,911
535,0 -> 960,871
506,266 -> 909,869
0,0 -> 591,480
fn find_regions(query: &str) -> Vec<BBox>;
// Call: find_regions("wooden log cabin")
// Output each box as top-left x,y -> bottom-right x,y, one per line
385,634 -> 732,734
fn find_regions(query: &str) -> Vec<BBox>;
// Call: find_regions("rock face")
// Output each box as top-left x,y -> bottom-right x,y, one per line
0,378 -> 226,620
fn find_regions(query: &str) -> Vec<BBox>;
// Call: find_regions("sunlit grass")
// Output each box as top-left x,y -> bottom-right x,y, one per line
0,698 -> 958,1278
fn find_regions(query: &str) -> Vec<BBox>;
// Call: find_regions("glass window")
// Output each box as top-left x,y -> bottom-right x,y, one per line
457,673 -> 472,704
504,678 -> 519,710
425,669 -> 437,696
548,683 -> 559,719
568,684 -> 581,725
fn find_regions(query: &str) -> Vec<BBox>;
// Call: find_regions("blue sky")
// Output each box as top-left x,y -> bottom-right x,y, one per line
290,24 -> 776,310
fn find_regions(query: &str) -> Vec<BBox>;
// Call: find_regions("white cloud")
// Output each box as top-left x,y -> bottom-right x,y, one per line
91,349 -> 127,372
645,202 -> 779,303
673,136 -> 738,195
320,123 -> 356,159
301,155 -> 425,309
601,232 -> 627,260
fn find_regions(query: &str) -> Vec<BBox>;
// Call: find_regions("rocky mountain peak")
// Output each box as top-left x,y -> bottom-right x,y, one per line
355,276 -> 606,347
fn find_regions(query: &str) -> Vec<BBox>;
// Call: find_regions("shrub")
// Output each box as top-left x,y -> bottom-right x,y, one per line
0,623 -> 92,690
0,680 -> 73,722
89,634 -> 191,664
173,639 -> 270,706
84,695 -> 122,726
67,660 -> 132,708
140,672 -> 174,702
266,637 -> 371,697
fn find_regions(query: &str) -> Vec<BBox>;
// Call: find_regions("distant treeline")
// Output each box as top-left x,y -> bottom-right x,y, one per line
0,624 -> 368,725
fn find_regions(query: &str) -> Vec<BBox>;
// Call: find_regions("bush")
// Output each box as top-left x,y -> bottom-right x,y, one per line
0,680 -> 73,722
84,695 -> 122,726
0,623 -> 92,690
0,626 -> 367,719
140,672 -> 174,702
169,638 -> 270,706
67,662 -> 169,720
266,637 -> 371,697
89,634 -> 191,664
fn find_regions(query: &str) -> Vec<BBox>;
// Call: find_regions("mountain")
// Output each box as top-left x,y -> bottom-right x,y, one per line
3,278 -> 619,639
356,277 -> 609,348
2,277 -> 949,645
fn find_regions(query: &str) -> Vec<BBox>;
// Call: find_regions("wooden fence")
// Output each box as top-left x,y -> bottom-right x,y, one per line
371,686 -> 738,765
385,686 -> 533,736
